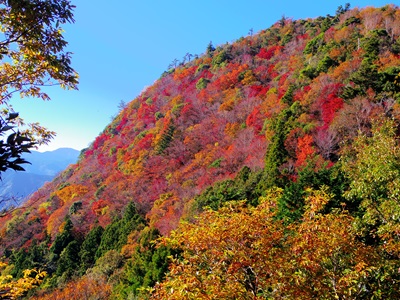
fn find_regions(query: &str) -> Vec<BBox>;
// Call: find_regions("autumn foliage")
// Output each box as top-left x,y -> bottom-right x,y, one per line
2,4 -> 400,299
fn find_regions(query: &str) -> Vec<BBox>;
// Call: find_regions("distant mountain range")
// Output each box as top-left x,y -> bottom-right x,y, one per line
0,148 -> 80,209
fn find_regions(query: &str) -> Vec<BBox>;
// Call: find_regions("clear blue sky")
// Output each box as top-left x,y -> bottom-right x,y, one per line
12,0 -> 392,152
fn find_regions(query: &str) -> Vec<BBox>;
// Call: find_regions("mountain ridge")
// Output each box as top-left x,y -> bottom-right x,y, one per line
5,4 -> 400,240
0,148 -> 80,209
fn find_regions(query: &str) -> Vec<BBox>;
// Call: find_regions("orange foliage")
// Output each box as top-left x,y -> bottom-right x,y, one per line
56,184 -> 89,206
218,88 -> 238,111
91,199 -> 110,217
331,57 -> 362,82
147,192 -> 183,235
259,88 -> 283,118
46,207 -> 67,236
173,65 -> 197,81
224,122 -> 241,138
378,51 -> 400,70
214,64 -> 248,90
31,275 -> 111,300
333,26 -> 354,44
240,69 -> 257,85
152,190 -> 380,299
295,134 -> 315,168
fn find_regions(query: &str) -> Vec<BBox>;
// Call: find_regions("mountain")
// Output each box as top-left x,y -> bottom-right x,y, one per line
22,148 -> 81,176
0,148 -> 80,209
2,5 -> 400,299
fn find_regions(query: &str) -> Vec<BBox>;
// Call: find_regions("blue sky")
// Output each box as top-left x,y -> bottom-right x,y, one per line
12,0 -> 392,152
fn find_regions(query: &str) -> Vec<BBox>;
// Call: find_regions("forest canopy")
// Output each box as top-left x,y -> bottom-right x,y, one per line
2,3 -> 400,299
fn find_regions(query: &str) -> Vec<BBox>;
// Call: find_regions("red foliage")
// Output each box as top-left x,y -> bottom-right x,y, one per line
115,115 -> 129,132
257,45 -> 283,60
294,85 -> 311,102
296,33 -> 309,40
136,132 -> 154,150
91,199 -> 109,216
4,6 -> 399,255
249,85 -> 270,97
246,106 -> 264,133
89,133 -> 108,155
295,134 -> 315,168
319,83 -> 344,129
137,103 -> 156,127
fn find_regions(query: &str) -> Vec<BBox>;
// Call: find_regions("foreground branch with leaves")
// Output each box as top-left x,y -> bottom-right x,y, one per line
151,188 -> 397,299
0,0 -> 78,177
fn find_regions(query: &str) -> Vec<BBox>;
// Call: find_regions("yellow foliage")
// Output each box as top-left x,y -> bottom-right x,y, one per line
240,70 -> 257,85
0,261 -> 46,299
151,189 -> 380,299
224,122 -> 241,138
55,184 -> 88,205
218,88 -> 238,111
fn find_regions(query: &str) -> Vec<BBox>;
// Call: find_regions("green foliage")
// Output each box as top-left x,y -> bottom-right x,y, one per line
336,3 -> 351,16
196,77 -> 210,90
136,129 -> 149,140
261,102 -> 302,190
277,164 -> 349,224
191,166 -> 262,214
195,63 -> 210,74
321,16 -> 334,32
209,157 -> 223,168
300,65 -> 318,79
342,16 -> 361,27
380,66 -> 400,101
109,146 -> 117,156
95,185 -> 106,199
155,124 -> 175,154
79,225 -> 104,274
9,249 -> 29,278
342,58 -> 381,99
392,37 -> 400,54
206,41 -> 215,57
281,85 -> 295,105
212,50 -> 229,67
316,55 -> 336,73
361,29 -> 389,60
69,201 -> 82,214
341,119 -> 400,251
114,227 -> 176,298
49,217 -> 75,260
171,103 -> 184,116
281,33 -> 293,45
95,202 -> 145,259
154,111 -> 164,120
304,33 -> 325,55
56,240 -> 80,277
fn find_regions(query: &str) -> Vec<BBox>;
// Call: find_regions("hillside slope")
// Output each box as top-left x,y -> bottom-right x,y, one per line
2,4 -> 400,299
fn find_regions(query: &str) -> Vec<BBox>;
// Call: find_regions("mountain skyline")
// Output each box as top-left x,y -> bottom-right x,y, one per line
10,0 -> 391,153
0,148 -> 80,209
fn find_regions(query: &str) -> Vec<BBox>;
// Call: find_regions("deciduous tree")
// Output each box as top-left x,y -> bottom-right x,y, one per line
0,0 -> 78,178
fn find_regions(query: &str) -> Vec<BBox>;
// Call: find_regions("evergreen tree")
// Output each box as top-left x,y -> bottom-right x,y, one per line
114,227 -> 177,298
79,225 -> 104,274
56,240 -> 80,277
95,202 -> 145,259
